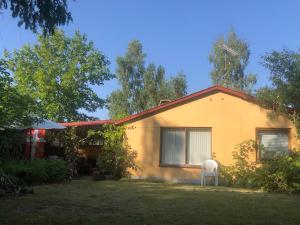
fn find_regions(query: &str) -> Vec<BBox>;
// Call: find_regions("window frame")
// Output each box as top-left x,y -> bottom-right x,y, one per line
159,127 -> 212,168
255,128 -> 291,161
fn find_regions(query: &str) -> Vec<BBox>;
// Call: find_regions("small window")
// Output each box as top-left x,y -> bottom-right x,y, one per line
258,129 -> 289,159
161,128 -> 211,166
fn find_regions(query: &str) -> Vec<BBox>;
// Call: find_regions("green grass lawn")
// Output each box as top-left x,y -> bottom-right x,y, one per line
1,179 -> 300,225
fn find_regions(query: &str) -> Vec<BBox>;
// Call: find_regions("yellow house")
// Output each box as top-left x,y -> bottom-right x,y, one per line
115,85 -> 299,182
62,86 -> 300,182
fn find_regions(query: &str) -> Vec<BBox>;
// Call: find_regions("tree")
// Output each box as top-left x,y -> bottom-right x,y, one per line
209,29 -> 256,92
108,40 -> 187,119
0,60 -> 36,128
169,72 -> 188,99
4,30 -> 113,122
0,0 -> 73,126
257,49 -> 300,135
0,0 -> 72,35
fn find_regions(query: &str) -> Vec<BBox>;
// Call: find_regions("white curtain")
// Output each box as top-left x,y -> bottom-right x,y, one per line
188,128 -> 211,165
161,129 -> 185,165
260,132 -> 288,152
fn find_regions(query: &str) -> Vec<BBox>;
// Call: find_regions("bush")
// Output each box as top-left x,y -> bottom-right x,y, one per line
0,159 -> 68,184
95,125 -> 137,180
218,140 -> 260,188
218,139 -> 300,193
0,129 -> 25,160
46,127 -> 95,179
259,152 -> 300,193
46,127 -> 82,179
218,165 -> 234,186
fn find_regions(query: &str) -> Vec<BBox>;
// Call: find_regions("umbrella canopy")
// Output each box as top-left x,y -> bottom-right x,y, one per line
21,119 -> 66,130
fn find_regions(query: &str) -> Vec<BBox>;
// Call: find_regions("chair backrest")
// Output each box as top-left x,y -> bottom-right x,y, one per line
201,159 -> 218,173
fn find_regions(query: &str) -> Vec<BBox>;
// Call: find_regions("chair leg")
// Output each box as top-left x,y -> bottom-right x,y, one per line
215,175 -> 218,186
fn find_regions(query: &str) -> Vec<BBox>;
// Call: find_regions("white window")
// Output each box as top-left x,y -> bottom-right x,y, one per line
258,129 -> 289,159
161,128 -> 211,166
161,129 -> 185,165
187,128 -> 211,165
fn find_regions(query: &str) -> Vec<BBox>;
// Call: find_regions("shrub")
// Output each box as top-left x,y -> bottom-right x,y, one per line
259,152 -> 300,193
46,127 -> 97,178
0,159 -> 68,184
218,139 -> 300,193
217,165 -> 234,186
95,125 -> 137,180
46,127 -> 83,179
0,129 -> 25,160
218,140 -> 260,188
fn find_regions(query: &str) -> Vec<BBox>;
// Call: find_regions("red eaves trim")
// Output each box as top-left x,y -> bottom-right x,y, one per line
59,119 -> 113,127
59,85 -> 257,127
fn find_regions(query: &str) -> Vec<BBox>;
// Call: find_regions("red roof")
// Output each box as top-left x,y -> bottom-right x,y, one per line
60,85 -> 256,127
60,119 -> 113,127
115,85 -> 256,124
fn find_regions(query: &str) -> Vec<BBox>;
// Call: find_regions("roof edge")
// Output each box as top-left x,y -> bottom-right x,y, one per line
59,85 -> 257,127
115,85 -> 256,125
60,119 -> 113,127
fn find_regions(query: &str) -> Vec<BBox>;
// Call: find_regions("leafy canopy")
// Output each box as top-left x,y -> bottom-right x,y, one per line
4,30 -> 113,122
257,49 -> 300,135
0,60 -> 36,128
0,0 -> 73,126
108,40 -> 187,119
209,29 -> 256,92
0,0 -> 72,35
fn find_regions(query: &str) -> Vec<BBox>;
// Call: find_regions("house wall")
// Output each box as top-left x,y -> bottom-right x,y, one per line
125,91 -> 300,182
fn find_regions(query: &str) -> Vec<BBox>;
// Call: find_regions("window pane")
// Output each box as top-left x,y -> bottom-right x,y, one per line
161,129 -> 185,165
259,130 -> 289,159
188,128 -> 211,165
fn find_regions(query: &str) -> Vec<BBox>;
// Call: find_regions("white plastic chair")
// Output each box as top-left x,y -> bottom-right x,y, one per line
200,159 -> 218,186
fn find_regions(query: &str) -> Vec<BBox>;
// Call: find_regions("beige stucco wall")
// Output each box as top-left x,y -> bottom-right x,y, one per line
125,91 -> 300,182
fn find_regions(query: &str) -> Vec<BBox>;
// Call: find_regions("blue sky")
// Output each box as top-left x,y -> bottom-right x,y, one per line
1,0 -> 300,119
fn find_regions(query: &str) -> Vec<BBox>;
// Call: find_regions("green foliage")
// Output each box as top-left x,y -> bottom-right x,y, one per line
219,139 -> 300,193
0,170 -> 32,197
0,159 -> 68,184
46,127 -> 87,178
109,40 -> 187,119
0,60 -> 36,128
209,29 -> 256,92
0,0 -> 72,35
95,125 -> 137,180
47,126 -> 137,179
4,30 -> 113,122
0,129 -> 25,160
169,72 -> 188,99
217,165 -> 234,186
257,49 -> 300,136
218,140 -> 259,188
46,127 -> 106,178
258,152 -> 300,193
230,140 -> 259,187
